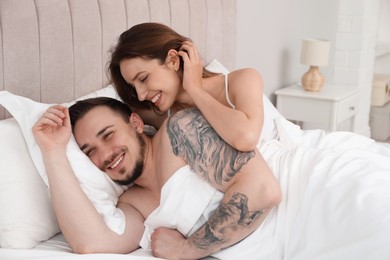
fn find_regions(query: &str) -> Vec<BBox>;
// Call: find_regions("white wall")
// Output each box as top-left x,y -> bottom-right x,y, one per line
375,0 -> 390,75
236,0 -> 384,136
235,0 -> 339,103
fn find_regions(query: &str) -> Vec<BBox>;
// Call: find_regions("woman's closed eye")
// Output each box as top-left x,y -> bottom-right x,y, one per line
140,75 -> 148,83
128,75 -> 147,91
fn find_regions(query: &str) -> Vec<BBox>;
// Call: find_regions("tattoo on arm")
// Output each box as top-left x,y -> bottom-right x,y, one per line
167,108 -> 255,185
190,192 -> 263,250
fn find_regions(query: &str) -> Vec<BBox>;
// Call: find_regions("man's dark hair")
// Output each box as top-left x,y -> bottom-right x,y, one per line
68,97 -> 133,130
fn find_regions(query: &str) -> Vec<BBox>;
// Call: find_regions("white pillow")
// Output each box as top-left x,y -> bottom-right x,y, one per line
0,85 -> 127,249
0,118 -> 60,248
205,59 -> 283,143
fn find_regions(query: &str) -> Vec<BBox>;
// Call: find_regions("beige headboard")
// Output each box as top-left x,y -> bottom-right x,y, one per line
0,0 -> 236,120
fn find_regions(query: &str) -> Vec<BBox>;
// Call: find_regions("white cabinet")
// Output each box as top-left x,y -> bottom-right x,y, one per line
275,84 -> 359,131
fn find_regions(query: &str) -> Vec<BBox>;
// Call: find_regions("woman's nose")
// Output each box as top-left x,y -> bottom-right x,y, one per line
135,85 -> 148,101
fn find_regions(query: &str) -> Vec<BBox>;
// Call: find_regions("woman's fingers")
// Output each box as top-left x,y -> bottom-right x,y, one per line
179,41 -> 199,60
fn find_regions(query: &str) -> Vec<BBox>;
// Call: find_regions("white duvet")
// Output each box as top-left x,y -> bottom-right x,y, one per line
141,118 -> 390,260
1,118 -> 390,260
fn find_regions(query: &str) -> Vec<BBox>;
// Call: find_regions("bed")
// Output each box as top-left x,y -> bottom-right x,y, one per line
1,1 -> 390,260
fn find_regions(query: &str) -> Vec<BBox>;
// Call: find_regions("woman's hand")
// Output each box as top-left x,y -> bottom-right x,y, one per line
32,105 -> 71,153
178,41 -> 204,93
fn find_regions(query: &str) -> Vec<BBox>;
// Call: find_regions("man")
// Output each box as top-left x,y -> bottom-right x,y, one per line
32,97 -> 281,259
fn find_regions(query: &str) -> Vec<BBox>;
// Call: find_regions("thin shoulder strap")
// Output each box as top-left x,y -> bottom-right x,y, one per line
225,74 -> 235,109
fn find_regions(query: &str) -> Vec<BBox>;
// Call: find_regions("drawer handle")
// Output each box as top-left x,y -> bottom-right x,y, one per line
349,106 -> 355,111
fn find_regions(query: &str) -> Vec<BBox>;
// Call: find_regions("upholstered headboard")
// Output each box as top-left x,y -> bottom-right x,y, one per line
0,0 -> 236,119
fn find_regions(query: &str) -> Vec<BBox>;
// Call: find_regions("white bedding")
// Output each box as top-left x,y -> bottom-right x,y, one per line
140,118 -> 390,260
0,234 -> 165,260
271,119 -> 390,259
1,118 -> 389,259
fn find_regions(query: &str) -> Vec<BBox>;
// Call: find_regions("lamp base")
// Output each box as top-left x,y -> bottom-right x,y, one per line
301,66 -> 325,92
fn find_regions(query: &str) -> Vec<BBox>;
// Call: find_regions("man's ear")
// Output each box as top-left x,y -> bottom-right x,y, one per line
130,113 -> 145,133
165,49 -> 180,71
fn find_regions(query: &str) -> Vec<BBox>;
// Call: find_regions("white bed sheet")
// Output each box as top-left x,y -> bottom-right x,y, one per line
0,234 -> 217,259
270,118 -> 390,260
0,233 -> 164,260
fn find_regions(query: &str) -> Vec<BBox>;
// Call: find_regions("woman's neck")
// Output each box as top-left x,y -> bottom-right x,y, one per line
174,76 -> 222,110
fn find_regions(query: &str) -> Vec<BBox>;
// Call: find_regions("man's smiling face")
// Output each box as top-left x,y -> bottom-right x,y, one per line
73,106 -> 145,185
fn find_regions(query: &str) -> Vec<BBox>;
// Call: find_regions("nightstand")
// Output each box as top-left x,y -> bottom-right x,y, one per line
275,84 -> 359,131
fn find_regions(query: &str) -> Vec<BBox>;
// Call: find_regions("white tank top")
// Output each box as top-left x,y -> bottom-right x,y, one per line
168,74 -> 234,116
225,74 -> 235,109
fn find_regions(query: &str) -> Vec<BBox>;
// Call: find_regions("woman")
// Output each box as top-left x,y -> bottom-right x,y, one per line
109,22 -> 264,152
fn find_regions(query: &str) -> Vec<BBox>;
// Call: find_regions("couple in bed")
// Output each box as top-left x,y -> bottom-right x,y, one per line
32,23 -> 281,259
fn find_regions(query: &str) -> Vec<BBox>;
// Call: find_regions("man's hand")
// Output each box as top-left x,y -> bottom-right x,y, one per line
32,105 -> 71,153
151,227 -> 191,260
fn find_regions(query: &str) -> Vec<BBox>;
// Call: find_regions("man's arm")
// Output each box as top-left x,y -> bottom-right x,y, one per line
33,106 -> 144,254
151,108 -> 281,259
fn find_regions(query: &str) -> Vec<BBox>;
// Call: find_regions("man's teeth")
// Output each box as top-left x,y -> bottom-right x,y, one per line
151,92 -> 161,103
110,156 -> 123,169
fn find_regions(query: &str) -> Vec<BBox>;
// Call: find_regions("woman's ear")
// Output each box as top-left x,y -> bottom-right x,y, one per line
165,49 -> 180,71
129,113 -> 145,133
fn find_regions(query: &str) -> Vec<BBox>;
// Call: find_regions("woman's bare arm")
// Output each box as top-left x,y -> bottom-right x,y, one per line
179,42 -> 264,151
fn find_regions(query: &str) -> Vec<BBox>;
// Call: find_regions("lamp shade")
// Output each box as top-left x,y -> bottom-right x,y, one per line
300,38 -> 330,66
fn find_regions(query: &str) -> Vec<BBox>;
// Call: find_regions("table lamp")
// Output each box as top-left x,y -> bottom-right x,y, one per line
300,38 -> 330,91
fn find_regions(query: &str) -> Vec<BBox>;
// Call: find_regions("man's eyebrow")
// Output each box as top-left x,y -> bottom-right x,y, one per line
79,125 -> 114,152
97,125 -> 114,138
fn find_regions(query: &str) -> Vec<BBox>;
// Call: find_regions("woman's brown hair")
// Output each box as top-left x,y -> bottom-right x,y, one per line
108,22 -> 217,112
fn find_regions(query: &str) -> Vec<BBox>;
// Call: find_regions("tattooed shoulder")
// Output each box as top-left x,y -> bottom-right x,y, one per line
166,108 -> 255,186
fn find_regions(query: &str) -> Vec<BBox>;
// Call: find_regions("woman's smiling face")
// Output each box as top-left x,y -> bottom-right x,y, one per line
119,57 -> 182,112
